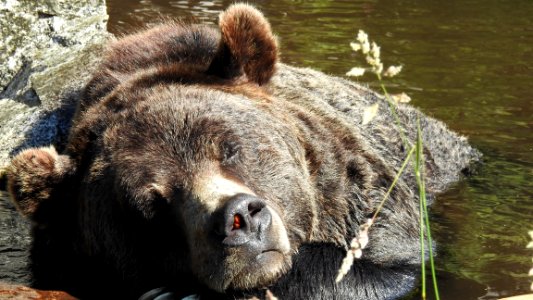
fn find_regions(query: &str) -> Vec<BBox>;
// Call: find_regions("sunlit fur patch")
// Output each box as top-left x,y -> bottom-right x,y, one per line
6,146 -> 74,217
194,173 -> 256,212
266,206 -> 291,255
228,250 -> 291,291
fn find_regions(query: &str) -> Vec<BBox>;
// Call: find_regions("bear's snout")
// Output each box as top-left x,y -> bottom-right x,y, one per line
219,194 -> 271,249
202,193 -> 292,291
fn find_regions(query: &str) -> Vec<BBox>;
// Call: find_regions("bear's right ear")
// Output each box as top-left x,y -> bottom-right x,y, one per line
214,4 -> 278,85
3,146 -> 75,220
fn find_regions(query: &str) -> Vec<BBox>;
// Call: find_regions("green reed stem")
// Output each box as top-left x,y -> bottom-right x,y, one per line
376,74 -> 440,300
415,117 -> 426,299
370,144 -> 416,223
416,117 -> 440,300
377,73 -> 410,148
347,31 -> 441,299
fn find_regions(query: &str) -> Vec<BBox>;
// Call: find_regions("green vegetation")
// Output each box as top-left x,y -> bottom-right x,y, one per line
337,30 -> 441,300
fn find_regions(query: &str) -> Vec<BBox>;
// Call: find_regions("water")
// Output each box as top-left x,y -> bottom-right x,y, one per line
2,0 -> 532,299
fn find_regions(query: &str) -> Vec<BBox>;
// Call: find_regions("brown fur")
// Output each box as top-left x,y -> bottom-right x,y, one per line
2,4 -> 479,299
6,147 -> 74,217
219,4 -> 278,85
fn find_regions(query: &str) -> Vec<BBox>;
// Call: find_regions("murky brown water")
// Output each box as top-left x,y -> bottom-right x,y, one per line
1,0 -> 532,299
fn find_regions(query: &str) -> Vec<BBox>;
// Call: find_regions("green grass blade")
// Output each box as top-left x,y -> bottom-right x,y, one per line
370,145 -> 416,222
417,116 -> 440,300
415,117 -> 426,299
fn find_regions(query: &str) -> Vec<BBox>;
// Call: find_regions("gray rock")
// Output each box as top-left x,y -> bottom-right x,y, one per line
0,0 -> 109,285
0,0 -> 109,167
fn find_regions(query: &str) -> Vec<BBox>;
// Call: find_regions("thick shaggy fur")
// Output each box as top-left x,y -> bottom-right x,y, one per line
2,3 -> 479,300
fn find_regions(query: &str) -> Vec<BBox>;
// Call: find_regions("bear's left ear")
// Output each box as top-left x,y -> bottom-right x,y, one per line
4,146 -> 75,220
216,3 -> 278,85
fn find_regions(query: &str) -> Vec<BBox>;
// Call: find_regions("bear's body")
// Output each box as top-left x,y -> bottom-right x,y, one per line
2,4 -> 479,300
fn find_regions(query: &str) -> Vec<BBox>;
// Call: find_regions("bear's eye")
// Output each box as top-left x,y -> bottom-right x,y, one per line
147,183 -> 169,211
152,192 -> 168,212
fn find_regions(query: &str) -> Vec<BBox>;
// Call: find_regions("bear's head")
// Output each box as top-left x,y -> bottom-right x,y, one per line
1,4 -> 327,294
74,87 -> 317,292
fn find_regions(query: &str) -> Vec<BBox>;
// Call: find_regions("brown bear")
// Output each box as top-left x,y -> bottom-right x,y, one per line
1,3 -> 479,300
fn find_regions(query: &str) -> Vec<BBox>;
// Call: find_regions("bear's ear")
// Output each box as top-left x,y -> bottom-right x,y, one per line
3,146 -> 75,219
217,3 -> 278,85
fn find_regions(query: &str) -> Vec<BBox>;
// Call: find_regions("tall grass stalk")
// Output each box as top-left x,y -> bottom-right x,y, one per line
370,145 -> 415,223
416,123 -> 427,299
337,144 -> 416,282
340,29 -> 441,300
415,118 -> 440,300
376,74 -> 410,147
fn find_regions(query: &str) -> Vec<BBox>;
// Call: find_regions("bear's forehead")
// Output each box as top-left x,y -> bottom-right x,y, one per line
112,86 -> 271,131
102,87 -> 295,154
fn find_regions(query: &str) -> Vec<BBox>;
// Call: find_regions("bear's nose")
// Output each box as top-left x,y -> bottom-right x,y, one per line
218,194 -> 271,247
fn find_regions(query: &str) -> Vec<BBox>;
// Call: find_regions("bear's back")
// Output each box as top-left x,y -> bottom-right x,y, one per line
270,64 -> 480,194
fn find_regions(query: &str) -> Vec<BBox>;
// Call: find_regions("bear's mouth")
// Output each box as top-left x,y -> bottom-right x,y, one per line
227,248 -> 290,290
257,249 -> 284,264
